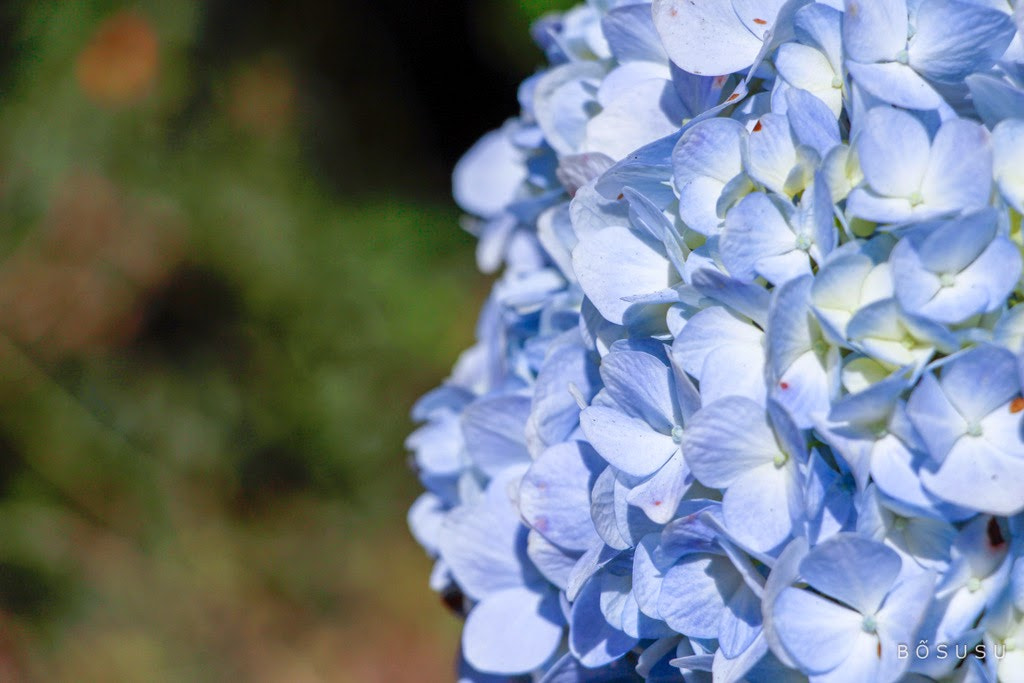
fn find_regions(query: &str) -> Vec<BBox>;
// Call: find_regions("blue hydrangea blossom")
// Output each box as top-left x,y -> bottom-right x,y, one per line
408,1 -> 1024,680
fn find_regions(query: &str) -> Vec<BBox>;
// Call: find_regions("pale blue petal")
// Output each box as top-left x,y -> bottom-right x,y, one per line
689,267 -> 771,327
919,118 -> 992,214
678,177 -> 729,235
454,128 -> 527,218
527,530 -> 577,592
530,339 -> 601,452
908,0 -> 1015,83
922,437 -> 1024,515
723,462 -> 801,553
633,534 -> 669,619
659,553 -> 741,638
915,209 -> 996,274
595,131 -> 680,208
776,43 -> 843,117
673,117 -> 748,186
968,73 -> 1024,130
810,630 -> 887,683
721,192 -> 799,282
846,61 -> 945,110
581,406 -> 679,478
953,238 -> 1022,318
600,349 -> 677,431
773,587 -> 861,673
799,534 -> 902,614
652,0 -> 765,76
979,393 -> 1024,455
602,4 -> 668,64
761,537 -> 809,669
855,107 -> 930,199
846,188 -> 915,223
939,345 -> 1020,422
684,397 -> 780,488
719,584 -> 764,658
627,450 -> 691,524
842,0 -> 907,63
440,470 -> 534,601
774,351 -> 834,428
768,274 -> 815,375
520,441 -> 604,552
585,79 -> 688,160
869,436 -> 940,513
573,225 -> 674,325
408,492 -> 446,555
623,187 -> 688,277
534,61 -> 606,156
745,114 -> 798,195
876,571 -> 936,647
670,350 -> 703,421
462,394 -> 532,477
906,372 -> 968,461
795,3 -> 843,70
464,587 -> 563,675
785,88 -> 841,155
570,575 -> 640,667
673,306 -> 764,381
660,501 -> 724,559
568,544 -> 621,602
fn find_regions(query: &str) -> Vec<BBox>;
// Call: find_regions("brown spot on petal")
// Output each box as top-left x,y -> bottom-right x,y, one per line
727,93 -> 740,102
753,120 -> 763,132
1010,397 -> 1024,413
877,642 -> 882,658
669,7 -> 678,16
988,517 -> 1006,548
653,500 -> 662,506
779,382 -> 790,390
617,193 -> 625,200
753,17 -> 768,25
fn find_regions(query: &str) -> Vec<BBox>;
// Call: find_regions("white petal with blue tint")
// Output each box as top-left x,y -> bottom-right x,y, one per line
847,61 -> 945,110
919,118 -> 992,215
908,0 -> 1016,83
855,108 -> 929,199
993,119 -> 1024,213
723,461 -> 802,552
463,587 -> 563,675
454,128 -> 527,218
580,405 -> 679,478
685,397 -> 781,488
842,0 -> 907,63
520,441 -> 603,552
585,78 -> 688,160
799,534 -> 902,614
652,0 -> 776,76
773,587 -> 861,673
573,225 -> 674,325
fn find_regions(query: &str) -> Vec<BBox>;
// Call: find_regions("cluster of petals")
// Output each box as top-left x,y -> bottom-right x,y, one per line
408,1 -> 1024,681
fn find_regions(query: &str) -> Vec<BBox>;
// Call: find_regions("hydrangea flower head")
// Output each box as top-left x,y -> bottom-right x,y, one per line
408,1 -> 1024,680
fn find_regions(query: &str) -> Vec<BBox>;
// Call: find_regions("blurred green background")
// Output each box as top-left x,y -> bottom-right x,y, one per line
0,0 -> 574,680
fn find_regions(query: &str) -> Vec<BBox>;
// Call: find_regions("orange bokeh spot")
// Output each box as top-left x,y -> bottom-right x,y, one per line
76,11 -> 159,107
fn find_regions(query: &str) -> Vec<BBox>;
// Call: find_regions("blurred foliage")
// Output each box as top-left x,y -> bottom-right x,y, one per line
0,0 -> 557,679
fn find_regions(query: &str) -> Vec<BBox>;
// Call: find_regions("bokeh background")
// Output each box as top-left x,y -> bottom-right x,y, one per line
0,1 -> 574,680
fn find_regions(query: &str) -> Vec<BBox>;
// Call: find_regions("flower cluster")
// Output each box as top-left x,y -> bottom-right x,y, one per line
407,1 -> 1024,681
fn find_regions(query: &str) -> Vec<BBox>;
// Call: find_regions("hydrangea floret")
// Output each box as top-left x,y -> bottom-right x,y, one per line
407,1 -> 1024,681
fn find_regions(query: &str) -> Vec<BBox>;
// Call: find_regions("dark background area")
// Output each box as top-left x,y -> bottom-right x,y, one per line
192,0 -> 532,195
0,0 -> 572,680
